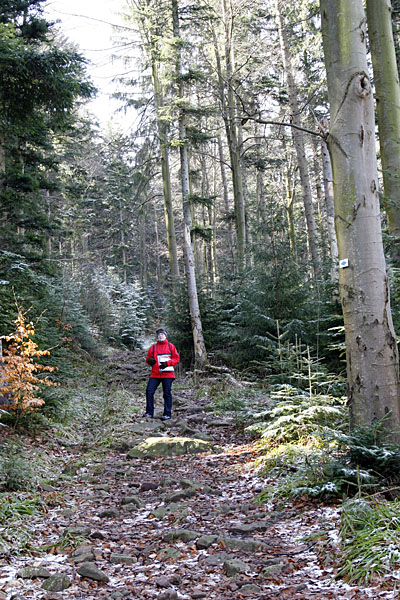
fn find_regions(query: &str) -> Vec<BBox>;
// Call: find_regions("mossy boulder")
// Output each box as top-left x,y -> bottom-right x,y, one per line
127,436 -> 214,458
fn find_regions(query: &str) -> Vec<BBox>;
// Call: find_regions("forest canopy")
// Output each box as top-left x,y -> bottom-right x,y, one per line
1,0 -> 400,437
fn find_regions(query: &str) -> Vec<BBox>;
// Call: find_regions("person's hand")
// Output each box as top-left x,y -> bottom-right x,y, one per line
147,357 -> 156,366
159,361 -> 169,369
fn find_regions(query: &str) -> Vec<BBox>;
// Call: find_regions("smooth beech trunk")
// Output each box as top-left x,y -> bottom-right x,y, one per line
321,139 -> 339,285
366,0 -> 400,275
172,0 -> 207,366
320,0 -> 400,437
130,0 -> 180,286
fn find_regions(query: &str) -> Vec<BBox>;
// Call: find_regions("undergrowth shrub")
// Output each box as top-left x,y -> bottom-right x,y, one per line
1,307 -> 58,414
246,383 -> 346,443
0,442 -> 39,491
256,417 -> 400,502
0,493 -> 44,557
336,497 -> 400,584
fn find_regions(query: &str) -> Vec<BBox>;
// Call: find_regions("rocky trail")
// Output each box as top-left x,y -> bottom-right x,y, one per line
0,352 -> 397,600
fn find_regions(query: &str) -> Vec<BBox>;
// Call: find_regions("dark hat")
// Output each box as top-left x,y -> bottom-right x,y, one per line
156,328 -> 168,336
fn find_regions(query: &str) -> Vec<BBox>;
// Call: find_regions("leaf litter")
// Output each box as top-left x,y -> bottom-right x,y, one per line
1,357 -> 400,599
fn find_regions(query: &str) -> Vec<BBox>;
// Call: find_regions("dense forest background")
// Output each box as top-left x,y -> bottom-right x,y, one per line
5,2 -> 400,592
1,0 -> 400,412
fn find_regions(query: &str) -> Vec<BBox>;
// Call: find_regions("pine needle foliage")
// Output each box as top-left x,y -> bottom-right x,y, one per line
248,384 -> 346,443
257,418 -> 400,502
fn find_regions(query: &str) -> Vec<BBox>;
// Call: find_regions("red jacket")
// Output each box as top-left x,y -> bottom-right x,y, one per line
146,339 -> 180,379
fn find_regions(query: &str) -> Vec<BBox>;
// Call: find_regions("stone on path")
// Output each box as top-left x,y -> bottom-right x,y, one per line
65,525 -> 91,536
219,536 -> 268,552
77,562 -> 109,582
41,574 -> 70,592
110,553 -> 137,565
17,567 -> 51,579
240,584 -> 262,596
127,436 -> 214,458
98,507 -> 120,518
157,591 -> 178,600
163,487 -> 198,503
223,558 -> 249,576
229,520 -> 271,535
130,420 -> 164,434
121,495 -> 142,507
151,502 -> 183,519
196,535 -> 218,549
163,528 -> 199,542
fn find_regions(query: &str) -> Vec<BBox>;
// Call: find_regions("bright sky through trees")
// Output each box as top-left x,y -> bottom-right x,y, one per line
44,0 -> 134,129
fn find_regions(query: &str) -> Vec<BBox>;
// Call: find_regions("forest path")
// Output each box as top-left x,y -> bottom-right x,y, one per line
0,351 -> 395,600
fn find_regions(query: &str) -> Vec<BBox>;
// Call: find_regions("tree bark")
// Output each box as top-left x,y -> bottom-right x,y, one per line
153,201 -> 162,299
275,0 -> 321,278
211,9 -> 246,271
172,0 -> 207,366
151,58 -> 180,287
312,136 -> 328,266
366,0 -> 400,297
321,137 -> 339,285
320,0 -> 400,437
217,134 -> 235,264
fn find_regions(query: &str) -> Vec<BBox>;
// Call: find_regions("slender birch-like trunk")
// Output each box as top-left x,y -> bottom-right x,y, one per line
320,0 -> 400,437
366,0 -> 400,284
217,134 -> 235,264
321,138 -> 339,285
275,0 -> 321,277
211,10 -> 246,271
312,136 -> 328,266
284,164 -> 297,259
153,201 -> 162,298
151,59 -> 180,286
172,0 -> 207,365
129,0 -> 180,285
119,198 -> 128,284
0,126 -> 5,184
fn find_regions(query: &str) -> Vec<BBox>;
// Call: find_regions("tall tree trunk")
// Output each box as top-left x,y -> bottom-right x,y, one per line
321,137 -> 339,285
312,136 -> 328,266
151,59 -> 180,286
217,134 -> 235,265
172,0 -> 207,365
366,0 -> 400,302
139,205 -> 147,288
153,201 -> 162,299
211,13 -> 246,271
284,163 -> 297,259
320,0 -> 400,438
119,198 -> 128,284
0,126 -> 5,186
275,0 -> 321,278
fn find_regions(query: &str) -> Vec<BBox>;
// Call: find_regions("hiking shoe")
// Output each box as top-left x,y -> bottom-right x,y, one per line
143,413 -> 154,418
160,415 -> 171,421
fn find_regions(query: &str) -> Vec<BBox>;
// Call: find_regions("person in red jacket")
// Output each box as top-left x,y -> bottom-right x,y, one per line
143,328 -> 180,420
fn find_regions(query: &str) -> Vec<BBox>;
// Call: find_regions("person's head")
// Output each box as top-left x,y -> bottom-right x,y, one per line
156,328 -> 168,341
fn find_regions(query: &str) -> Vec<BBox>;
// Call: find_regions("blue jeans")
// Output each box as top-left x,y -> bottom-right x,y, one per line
146,378 -> 173,417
